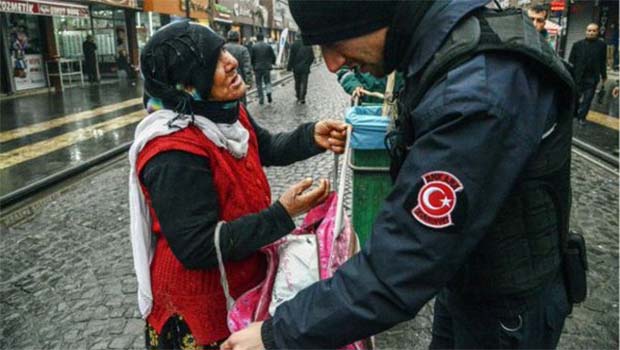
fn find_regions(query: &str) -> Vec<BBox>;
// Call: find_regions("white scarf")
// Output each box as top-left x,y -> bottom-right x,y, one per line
128,109 -> 249,317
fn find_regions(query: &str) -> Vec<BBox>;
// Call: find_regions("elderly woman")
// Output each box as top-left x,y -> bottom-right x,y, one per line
128,21 -> 347,350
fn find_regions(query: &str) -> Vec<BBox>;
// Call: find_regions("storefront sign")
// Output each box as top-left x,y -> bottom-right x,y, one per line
90,0 -> 138,9
11,54 -> 46,90
180,0 -> 209,15
550,0 -> 565,12
0,0 -> 89,18
144,0 -> 208,19
214,3 -> 232,22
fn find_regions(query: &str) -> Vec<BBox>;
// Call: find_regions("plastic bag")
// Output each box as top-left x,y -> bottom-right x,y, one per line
345,106 -> 389,150
269,234 -> 319,315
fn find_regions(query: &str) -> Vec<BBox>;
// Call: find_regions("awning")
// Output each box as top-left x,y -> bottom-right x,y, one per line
0,0 -> 89,18
144,0 -> 208,20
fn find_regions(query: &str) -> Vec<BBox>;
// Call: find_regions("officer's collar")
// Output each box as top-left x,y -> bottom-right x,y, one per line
394,0 -> 489,79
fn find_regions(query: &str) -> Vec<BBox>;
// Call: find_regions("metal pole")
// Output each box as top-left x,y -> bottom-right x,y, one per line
147,12 -> 153,37
185,0 -> 191,19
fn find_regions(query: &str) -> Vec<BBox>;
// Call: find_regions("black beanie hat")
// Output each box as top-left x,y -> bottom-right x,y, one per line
289,0 -> 398,45
140,20 -> 224,105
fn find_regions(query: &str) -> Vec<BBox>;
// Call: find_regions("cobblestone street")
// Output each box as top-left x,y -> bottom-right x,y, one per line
1,65 -> 618,349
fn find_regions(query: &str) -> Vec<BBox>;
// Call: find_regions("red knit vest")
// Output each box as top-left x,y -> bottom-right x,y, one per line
136,106 -> 271,345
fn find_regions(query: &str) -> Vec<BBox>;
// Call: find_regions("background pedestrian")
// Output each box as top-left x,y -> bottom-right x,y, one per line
287,34 -> 314,104
569,23 -> 608,126
82,35 -> 98,83
225,30 -> 254,105
251,33 -> 276,105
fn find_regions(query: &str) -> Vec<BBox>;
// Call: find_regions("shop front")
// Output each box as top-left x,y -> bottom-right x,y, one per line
210,2 -> 233,36
84,0 -> 140,78
0,0 -> 90,93
232,0 -> 258,44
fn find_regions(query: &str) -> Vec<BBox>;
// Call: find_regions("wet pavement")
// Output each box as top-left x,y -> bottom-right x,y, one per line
1,65 -> 618,350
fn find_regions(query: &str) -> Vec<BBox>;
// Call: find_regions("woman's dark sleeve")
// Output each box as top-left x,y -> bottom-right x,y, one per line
248,114 -> 324,166
140,150 -> 295,270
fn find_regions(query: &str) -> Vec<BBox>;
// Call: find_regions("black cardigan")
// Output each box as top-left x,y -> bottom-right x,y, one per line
140,117 -> 324,269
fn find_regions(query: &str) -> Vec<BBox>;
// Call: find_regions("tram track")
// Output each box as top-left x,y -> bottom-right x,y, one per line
0,71 -> 297,210
571,137 -> 619,175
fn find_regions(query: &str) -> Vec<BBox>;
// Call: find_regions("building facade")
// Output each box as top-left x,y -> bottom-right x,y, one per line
0,0 -> 300,94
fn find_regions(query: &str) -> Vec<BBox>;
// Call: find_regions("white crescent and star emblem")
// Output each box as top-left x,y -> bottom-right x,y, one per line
412,171 -> 463,229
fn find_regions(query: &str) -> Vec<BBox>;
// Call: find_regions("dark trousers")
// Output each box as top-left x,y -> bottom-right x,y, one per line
429,274 -> 570,349
294,72 -> 309,101
254,69 -> 272,103
84,61 -> 97,83
575,82 -> 598,121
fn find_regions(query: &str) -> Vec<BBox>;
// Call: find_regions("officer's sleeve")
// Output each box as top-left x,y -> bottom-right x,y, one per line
263,98 -> 552,349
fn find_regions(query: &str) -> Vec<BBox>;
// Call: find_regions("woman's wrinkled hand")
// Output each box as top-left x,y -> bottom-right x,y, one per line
314,120 -> 348,154
279,178 -> 330,218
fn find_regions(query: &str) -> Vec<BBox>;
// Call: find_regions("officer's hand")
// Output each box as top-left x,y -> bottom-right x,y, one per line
314,120 -> 348,154
612,87 -> 619,98
279,178 -> 330,218
352,86 -> 364,98
221,322 -> 264,350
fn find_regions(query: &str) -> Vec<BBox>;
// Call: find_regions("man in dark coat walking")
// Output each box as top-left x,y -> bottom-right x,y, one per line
225,30 -> 254,104
83,35 -> 98,83
569,23 -> 608,125
250,33 -> 276,105
287,35 -> 314,104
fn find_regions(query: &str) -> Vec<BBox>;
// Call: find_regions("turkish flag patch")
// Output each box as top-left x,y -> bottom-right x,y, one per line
412,171 -> 463,229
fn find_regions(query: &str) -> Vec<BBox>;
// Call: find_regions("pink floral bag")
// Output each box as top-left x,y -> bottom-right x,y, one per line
214,193 -> 361,329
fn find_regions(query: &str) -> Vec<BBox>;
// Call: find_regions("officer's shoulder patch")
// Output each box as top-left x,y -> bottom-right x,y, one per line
411,171 -> 463,229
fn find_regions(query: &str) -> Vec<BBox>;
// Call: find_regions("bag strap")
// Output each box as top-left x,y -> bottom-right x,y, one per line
333,126 -> 352,239
215,220 -> 235,311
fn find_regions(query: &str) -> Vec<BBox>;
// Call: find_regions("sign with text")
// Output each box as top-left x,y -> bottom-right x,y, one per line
90,0 -> 138,9
12,54 -> 46,91
0,0 -> 89,18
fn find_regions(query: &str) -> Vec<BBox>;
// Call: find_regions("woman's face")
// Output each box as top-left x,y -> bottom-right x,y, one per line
209,48 -> 246,101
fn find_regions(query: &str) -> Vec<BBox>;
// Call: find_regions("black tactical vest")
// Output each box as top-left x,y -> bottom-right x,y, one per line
388,8 -> 576,298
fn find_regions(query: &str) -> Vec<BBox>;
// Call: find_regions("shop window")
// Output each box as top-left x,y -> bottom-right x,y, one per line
53,16 -> 92,58
7,14 -> 43,55
6,14 -> 46,90
135,12 -> 162,51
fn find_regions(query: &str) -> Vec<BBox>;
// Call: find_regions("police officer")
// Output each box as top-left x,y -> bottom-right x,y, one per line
222,1 -> 576,349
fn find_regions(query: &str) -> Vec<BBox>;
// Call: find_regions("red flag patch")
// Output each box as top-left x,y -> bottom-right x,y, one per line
412,171 -> 463,229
